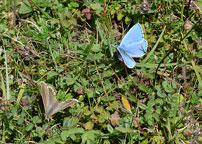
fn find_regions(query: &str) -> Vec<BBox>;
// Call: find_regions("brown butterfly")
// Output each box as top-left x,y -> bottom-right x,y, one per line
40,81 -> 78,118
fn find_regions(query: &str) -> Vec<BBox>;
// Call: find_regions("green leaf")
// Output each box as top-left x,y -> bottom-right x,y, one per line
50,18 -> 59,25
162,81 -> 174,93
83,121 -> 94,130
86,53 -> 104,61
117,12 -> 124,21
26,124 -> 34,131
70,18 -> 77,25
86,89 -> 94,98
90,3 -> 97,10
70,2 -> 79,8
155,98 -> 164,104
138,84 -> 148,92
32,116 -> 42,124
103,70 -> 114,78
157,91 -> 167,98
53,138 -> 64,144
65,74 -> 77,86
61,128 -> 84,141
125,16 -> 130,24
63,117 -> 79,128
19,2 -> 32,14
47,71 -> 58,79
152,113 -> 160,122
81,130 -> 103,143
83,106 -> 93,116
17,118 -> 24,125
115,127 -> 137,133
107,124 -> 113,133
139,103 -> 147,110
92,44 -> 101,52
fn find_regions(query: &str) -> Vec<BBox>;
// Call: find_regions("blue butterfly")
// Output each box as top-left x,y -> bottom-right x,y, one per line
117,23 -> 148,69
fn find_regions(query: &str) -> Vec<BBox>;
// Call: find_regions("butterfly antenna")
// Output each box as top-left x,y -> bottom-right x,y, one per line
140,45 -> 146,53
111,44 -> 118,48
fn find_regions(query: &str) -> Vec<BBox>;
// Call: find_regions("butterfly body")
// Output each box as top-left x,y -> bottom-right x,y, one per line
117,23 -> 148,68
40,81 -> 78,118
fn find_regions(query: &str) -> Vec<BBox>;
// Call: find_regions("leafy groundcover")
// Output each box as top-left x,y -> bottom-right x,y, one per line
0,0 -> 201,143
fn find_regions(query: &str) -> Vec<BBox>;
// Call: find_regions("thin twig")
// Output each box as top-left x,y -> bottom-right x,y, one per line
3,34 -> 25,46
21,19 -> 41,31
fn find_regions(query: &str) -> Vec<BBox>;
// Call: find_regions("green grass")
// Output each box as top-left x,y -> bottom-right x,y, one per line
0,0 -> 202,143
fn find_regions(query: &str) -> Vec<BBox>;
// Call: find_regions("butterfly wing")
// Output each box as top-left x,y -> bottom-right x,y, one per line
40,81 -> 52,114
117,23 -> 147,68
48,99 -> 78,116
124,39 -> 148,57
40,81 -> 78,118
117,47 -> 136,69
120,23 -> 144,46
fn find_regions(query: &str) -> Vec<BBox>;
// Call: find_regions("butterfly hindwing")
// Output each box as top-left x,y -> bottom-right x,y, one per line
49,99 -> 78,116
117,47 -> 136,69
124,39 -> 148,57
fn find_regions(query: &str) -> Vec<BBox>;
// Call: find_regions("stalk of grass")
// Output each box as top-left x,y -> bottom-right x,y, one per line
141,25 -> 167,64
180,0 -> 185,23
0,71 -> 6,98
191,60 -> 202,88
28,0 -> 51,18
182,35 -> 202,88
136,62 -> 178,68
4,48 -> 10,100
46,40 -> 58,71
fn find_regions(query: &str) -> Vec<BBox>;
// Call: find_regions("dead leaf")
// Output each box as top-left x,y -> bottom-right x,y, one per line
122,96 -> 132,113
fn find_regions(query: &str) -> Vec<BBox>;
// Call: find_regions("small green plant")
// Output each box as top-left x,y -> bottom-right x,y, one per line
0,0 -> 201,143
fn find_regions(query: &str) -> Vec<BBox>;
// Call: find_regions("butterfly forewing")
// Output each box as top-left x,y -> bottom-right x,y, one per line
46,85 -> 58,115
120,23 -> 144,46
40,81 -> 49,114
